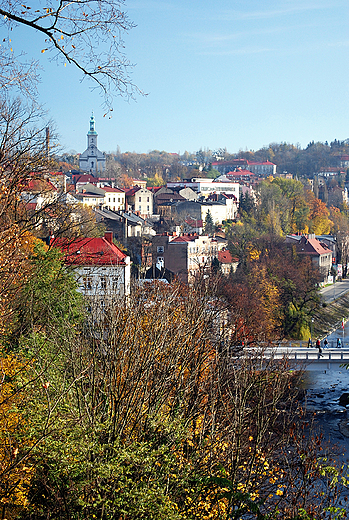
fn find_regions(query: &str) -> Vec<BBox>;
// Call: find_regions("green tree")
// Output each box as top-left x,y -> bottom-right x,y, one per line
204,209 -> 215,235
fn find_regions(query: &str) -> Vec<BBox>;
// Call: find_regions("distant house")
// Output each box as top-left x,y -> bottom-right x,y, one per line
94,208 -> 156,242
73,190 -> 105,208
103,187 -> 126,212
52,231 -> 131,298
340,155 -> 349,168
287,234 -> 332,283
72,173 -> 96,186
218,249 -> 239,275
152,233 -> 227,283
21,178 -> 58,210
173,198 -> 237,226
184,218 -> 203,234
125,187 -> 154,218
216,169 -> 256,183
212,159 -> 276,176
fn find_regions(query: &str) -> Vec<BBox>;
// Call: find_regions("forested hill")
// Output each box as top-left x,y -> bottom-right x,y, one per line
60,139 -> 349,182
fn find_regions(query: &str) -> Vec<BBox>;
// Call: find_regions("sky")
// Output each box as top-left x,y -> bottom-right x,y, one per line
7,0 -> 349,155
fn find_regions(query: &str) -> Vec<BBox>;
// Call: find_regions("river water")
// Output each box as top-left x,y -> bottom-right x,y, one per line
303,320 -> 349,465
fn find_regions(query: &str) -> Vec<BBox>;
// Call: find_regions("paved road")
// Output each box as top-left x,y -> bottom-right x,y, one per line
321,279 -> 349,302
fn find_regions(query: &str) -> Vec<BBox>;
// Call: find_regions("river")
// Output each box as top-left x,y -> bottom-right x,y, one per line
303,319 -> 349,465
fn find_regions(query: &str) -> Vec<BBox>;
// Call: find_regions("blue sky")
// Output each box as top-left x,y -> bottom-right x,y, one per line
9,0 -> 349,155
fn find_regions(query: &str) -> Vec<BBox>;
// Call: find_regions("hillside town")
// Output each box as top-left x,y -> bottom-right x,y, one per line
3,0 -> 349,517
22,114 -> 349,299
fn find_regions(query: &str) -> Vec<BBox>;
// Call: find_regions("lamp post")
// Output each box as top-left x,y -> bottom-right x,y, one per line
311,318 -> 314,342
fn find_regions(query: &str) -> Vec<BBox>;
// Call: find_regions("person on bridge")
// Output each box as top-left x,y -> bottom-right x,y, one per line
316,339 -> 322,356
308,338 -> 312,348
324,338 -> 328,348
337,338 -> 342,348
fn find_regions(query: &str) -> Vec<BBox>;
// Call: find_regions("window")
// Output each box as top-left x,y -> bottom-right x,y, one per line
157,246 -> 164,253
147,206 -> 149,212
113,198 -> 115,202
118,198 -> 120,202
139,197 -> 142,202
112,277 -> 119,290
83,277 -> 92,290
147,196 -> 149,202
100,277 -> 107,290
139,205 -> 141,211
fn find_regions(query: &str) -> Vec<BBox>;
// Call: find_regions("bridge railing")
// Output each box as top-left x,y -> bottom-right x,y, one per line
276,340 -> 349,349
262,348 -> 349,362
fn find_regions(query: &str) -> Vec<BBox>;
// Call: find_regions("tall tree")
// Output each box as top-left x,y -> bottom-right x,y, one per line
204,209 -> 214,235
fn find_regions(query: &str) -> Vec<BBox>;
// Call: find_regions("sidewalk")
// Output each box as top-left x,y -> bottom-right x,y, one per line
321,279 -> 349,302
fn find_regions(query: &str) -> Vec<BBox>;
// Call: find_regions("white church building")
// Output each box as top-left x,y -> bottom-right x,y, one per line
79,113 -> 106,173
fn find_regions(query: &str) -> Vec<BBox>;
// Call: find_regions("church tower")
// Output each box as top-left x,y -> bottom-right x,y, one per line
79,112 -> 106,174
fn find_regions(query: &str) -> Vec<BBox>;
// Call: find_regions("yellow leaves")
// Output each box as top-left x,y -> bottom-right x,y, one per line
0,352 -> 33,513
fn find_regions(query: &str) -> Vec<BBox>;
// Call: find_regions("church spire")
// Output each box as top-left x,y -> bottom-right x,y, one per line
88,111 -> 97,135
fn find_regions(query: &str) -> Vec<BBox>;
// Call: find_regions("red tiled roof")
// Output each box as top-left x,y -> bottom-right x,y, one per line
26,179 -> 57,192
72,174 -> 96,184
125,187 -> 141,197
52,236 -> 127,266
218,249 -> 238,264
298,236 -> 331,256
103,187 -> 125,193
170,235 -> 198,243
319,167 -> 339,172
247,160 -> 275,166
185,218 -> 203,227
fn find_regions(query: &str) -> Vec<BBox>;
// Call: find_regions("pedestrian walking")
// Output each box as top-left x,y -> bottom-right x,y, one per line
308,338 -> 312,348
324,338 -> 328,348
337,338 -> 342,348
316,339 -> 322,357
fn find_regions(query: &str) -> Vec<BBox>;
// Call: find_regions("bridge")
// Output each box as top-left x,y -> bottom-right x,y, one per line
262,346 -> 349,370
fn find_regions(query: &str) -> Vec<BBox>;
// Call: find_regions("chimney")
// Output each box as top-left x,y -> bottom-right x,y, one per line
104,231 -> 113,244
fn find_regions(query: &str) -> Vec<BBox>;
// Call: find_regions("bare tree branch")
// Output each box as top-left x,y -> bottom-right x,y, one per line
0,0 -> 143,106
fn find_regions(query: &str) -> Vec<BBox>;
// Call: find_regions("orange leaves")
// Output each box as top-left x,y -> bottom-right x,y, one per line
0,352 -> 33,515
